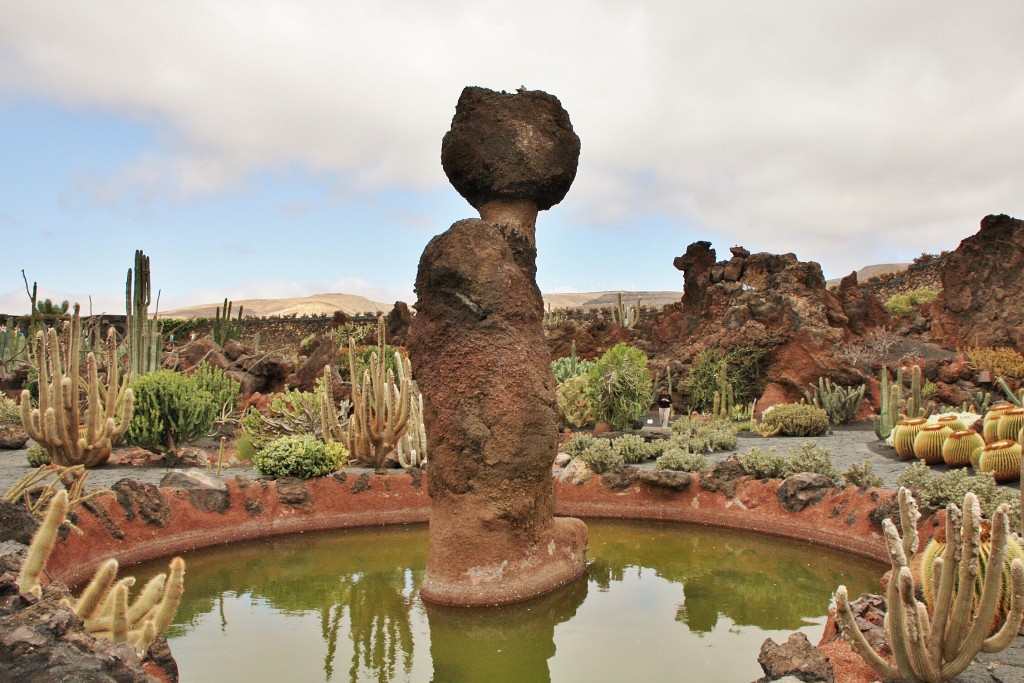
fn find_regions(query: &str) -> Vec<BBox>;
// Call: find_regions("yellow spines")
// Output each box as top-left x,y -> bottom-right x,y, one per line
984,403 -> 1015,443
996,408 -> 1024,443
914,424 -> 952,465
893,417 -> 928,460
17,489 -> 68,597
151,557 -> 186,636
74,558 -> 119,618
943,429 -> 984,468
979,440 -> 1023,482
936,414 -> 966,432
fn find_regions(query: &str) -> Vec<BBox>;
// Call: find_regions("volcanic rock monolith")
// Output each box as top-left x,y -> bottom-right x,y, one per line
407,86 -> 587,606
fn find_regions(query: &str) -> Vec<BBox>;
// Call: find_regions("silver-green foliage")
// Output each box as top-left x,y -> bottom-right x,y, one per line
843,460 -> 884,489
26,442 -> 50,467
551,355 -> 595,384
563,433 -> 595,459
759,403 -> 829,437
251,433 -> 347,479
739,442 -> 840,482
655,448 -> 708,472
896,461 -> 1020,531
586,343 -> 652,430
612,434 -> 651,464
190,362 -> 240,416
0,395 -> 19,425
127,370 -> 217,454
669,416 -> 737,453
575,437 -> 624,474
240,388 -> 323,452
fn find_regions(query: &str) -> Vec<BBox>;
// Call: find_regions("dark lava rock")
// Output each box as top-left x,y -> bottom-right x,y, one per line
276,477 -> 311,508
0,499 -> 39,545
384,301 -> 414,346
441,86 -> 580,212
827,592 -> 888,656
700,456 -> 746,497
600,465 -> 640,490
756,631 -> 835,683
160,469 -> 229,513
0,424 -> 28,449
638,469 -> 692,491
112,479 -> 171,528
776,473 -> 835,513
0,542 -> 26,576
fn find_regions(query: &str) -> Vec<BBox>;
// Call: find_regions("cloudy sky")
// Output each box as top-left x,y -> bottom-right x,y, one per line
3,2 -> 1023,315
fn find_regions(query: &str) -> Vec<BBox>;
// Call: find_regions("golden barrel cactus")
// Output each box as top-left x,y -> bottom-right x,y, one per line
984,403 -> 1015,443
943,429 -> 985,468
936,414 -> 966,432
893,417 -> 929,460
978,440 -> 1023,482
914,423 -> 952,465
996,407 -> 1024,443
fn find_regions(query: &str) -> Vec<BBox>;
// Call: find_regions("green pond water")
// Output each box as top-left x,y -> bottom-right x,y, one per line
131,520 -> 884,683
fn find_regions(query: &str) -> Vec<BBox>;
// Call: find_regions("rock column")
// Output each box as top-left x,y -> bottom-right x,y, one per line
407,86 -> 587,606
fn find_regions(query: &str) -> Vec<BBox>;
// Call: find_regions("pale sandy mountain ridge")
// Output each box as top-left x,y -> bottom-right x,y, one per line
159,263 -> 907,319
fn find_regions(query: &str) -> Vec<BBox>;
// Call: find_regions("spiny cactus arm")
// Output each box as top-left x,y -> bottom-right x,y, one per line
943,493 -> 983,657
895,567 -> 941,682
110,583 -> 129,643
20,388 -> 46,444
982,557 -> 1024,653
834,586 -> 899,680
884,565 -> 921,681
151,557 -> 185,635
17,489 -> 69,596
926,505 -> 962,651
133,619 -> 158,657
898,487 -> 921,560
319,366 -> 345,443
942,504 -> 1013,678
74,558 -> 119,618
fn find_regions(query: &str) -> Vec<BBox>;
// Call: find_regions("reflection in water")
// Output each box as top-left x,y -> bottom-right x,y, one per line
130,521 -> 883,683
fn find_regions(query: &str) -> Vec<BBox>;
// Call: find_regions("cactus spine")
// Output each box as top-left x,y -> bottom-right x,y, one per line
17,489 -> 68,597
978,440 -> 1022,482
125,249 -> 163,377
997,408 -> 1024,443
347,317 -> 412,470
20,305 -> 134,467
893,417 -> 929,460
984,403 -> 1015,443
935,414 -> 966,432
914,424 -> 952,465
835,488 -> 1024,683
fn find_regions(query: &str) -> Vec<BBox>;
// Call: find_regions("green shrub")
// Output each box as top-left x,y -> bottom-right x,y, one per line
612,434 -> 650,464
127,370 -> 218,453
739,442 -> 840,482
556,374 -> 595,428
884,288 -> 938,316
575,438 -> 623,474
759,403 -> 828,437
686,346 -> 766,413
896,462 -> 1019,529
240,388 -> 323,452
655,448 -> 708,472
586,343 -> 653,430
563,432 -> 596,459
669,416 -> 737,453
843,460 -> 884,489
0,395 -> 19,425
644,439 -> 668,461
190,362 -> 240,416
251,433 -> 347,479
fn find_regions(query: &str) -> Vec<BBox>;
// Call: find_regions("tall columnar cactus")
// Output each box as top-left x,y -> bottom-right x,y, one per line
712,360 -> 734,421
612,292 -> 639,329
21,306 -> 134,467
318,365 -> 348,444
397,385 -> 428,469
873,367 -> 901,440
212,298 -> 244,346
905,364 -> 934,419
835,488 -> 1024,683
995,376 -> 1024,407
347,317 -> 412,470
17,491 -> 185,656
125,249 -> 163,377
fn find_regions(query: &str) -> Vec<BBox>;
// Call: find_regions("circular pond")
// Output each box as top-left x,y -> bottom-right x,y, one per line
131,520 -> 883,682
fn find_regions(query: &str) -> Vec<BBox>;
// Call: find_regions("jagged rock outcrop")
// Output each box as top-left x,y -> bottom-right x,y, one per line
408,86 -> 587,606
167,336 -> 293,396
929,213 -> 1024,350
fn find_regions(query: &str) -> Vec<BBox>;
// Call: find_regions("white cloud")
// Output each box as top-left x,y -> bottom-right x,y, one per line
3,1 -> 1024,280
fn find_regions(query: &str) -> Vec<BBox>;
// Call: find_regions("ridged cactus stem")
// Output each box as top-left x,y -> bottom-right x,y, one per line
836,488 -> 1024,682
74,558 -> 119,618
125,249 -> 163,377
347,317 -> 412,469
319,365 -> 346,444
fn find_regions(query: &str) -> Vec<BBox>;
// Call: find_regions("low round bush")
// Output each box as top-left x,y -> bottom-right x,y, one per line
252,434 -> 348,479
128,370 -> 218,454
655,448 -> 708,473
563,433 -> 596,459
758,403 -> 828,437
669,416 -> 737,453
612,434 -> 651,464
739,442 -> 840,482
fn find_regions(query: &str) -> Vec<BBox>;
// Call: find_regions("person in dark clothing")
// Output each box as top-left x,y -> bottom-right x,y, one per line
657,387 -> 672,428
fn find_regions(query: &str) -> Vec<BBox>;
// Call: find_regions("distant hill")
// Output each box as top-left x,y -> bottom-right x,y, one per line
160,293 -> 394,319
159,290 -> 684,319
825,263 -> 909,288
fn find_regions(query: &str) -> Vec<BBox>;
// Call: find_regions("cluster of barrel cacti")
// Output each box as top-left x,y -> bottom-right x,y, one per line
17,491 -> 185,657
973,402 -> 1024,482
835,488 -> 1024,683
